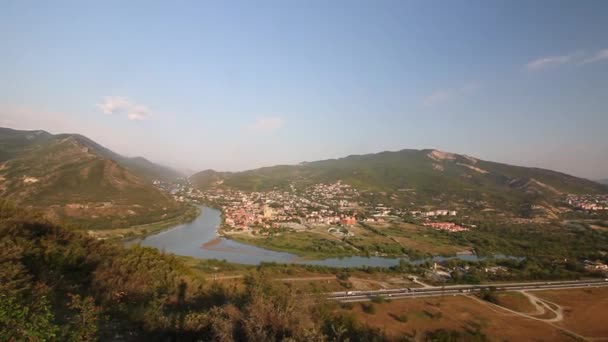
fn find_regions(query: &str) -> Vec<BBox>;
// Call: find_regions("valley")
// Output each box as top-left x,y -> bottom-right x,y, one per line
181,149 -> 608,268
4,2 -> 608,339
2,127 -> 608,340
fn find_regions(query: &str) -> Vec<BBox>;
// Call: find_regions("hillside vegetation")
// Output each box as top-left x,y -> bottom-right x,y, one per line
0,128 -> 187,229
191,149 -> 607,215
0,201 -> 401,341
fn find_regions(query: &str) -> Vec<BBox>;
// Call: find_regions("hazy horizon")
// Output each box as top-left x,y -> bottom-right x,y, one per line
2,1 -> 607,179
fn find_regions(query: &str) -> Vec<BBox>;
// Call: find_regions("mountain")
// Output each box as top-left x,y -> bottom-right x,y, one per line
191,149 -> 608,216
188,169 -> 227,190
598,179 -> 608,185
53,133 -> 183,181
0,128 -> 182,181
0,127 -> 54,162
0,127 -> 186,229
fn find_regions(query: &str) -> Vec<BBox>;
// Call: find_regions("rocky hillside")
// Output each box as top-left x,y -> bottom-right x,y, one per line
0,127 -> 186,229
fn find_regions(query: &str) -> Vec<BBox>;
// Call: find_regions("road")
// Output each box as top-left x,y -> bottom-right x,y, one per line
326,278 -> 608,302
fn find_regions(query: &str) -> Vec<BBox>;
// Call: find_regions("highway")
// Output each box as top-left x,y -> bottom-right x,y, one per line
326,278 -> 608,302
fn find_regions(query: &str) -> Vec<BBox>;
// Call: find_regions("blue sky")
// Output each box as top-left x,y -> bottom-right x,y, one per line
1,0 -> 607,178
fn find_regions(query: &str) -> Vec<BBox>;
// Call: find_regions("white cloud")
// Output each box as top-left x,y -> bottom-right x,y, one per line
422,90 -> 451,107
97,96 -> 150,121
422,82 -> 479,107
246,116 -> 284,132
526,54 -> 574,70
582,48 -> 608,64
526,48 -> 608,70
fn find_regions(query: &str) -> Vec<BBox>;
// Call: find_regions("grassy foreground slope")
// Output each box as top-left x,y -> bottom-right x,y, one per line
0,128 -> 187,229
0,201 -> 407,341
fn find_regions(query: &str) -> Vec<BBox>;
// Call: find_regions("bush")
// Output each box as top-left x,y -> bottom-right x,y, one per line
370,295 -> 388,303
390,313 -> 408,323
478,288 -> 499,304
361,303 -> 376,314
340,302 -> 354,310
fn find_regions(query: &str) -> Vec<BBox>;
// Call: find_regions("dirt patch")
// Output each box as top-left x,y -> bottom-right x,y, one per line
432,163 -> 444,171
22,176 -> 40,184
590,224 -> 608,231
457,163 -> 489,174
202,237 -> 222,249
529,178 -> 562,195
427,150 -> 457,161
347,278 -> 380,291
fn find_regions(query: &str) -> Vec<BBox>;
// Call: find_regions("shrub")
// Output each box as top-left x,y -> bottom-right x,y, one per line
390,313 -> 408,323
361,303 -> 376,314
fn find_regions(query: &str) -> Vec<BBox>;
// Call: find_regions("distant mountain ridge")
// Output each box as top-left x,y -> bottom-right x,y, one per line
598,179 -> 608,185
191,148 -> 608,217
0,127 -> 182,181
0,127 -> 186,229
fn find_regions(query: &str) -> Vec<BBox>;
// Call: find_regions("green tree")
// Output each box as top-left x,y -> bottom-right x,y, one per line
65,294 -> 102,341
0,293 -> 59,341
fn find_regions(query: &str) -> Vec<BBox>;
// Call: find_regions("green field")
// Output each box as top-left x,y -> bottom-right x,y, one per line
225,221 -> 470,259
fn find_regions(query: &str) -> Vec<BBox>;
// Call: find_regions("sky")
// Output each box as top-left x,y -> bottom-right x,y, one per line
1,0 -> 607,179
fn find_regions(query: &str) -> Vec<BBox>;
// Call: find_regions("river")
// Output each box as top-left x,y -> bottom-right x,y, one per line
129,206 -> 510,267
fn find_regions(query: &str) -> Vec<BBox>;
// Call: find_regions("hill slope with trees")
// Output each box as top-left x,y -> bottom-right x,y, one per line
0,127 -> 187,229
191,149 -> 607,217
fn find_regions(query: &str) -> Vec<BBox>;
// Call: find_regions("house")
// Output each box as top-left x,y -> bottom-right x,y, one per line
341,217 -> 357,225
584,260 -> 608,272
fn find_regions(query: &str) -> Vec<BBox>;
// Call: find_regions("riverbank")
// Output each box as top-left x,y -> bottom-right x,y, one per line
226,232 -> 367,259
90,204 -> 201,240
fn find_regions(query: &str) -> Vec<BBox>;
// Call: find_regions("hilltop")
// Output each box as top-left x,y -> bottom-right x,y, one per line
0,127 -> 189,230
191,148 -> 608,218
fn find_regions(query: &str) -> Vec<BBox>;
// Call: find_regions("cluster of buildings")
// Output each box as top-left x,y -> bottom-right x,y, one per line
584,260 -> 608,273
565,194 -> 608,211
423,222 -> 469,232
424,263 -> 508,282
151,177 -> 469,235
410,209 -> 458,217
152,179 -> 204,203
200,182 -> 371,231
193,180 -> 469,234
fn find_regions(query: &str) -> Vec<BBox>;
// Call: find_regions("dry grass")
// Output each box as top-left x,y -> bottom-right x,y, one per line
534,287 -> 608,339
344,295 -> 577,341
372,222 -> 469,255
494,291 -> 538,314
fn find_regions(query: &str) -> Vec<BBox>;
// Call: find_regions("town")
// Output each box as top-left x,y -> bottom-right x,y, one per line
565,194 -> 608,211
152,179 -> 467,236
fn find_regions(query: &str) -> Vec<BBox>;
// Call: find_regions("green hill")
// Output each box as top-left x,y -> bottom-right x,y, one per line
0,128 -> 187,229
191,149 -> 608,216
0,127 -> 54,162
53,132 -> 183,181
188,169 -> 228,190
0,128 -> 182,181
